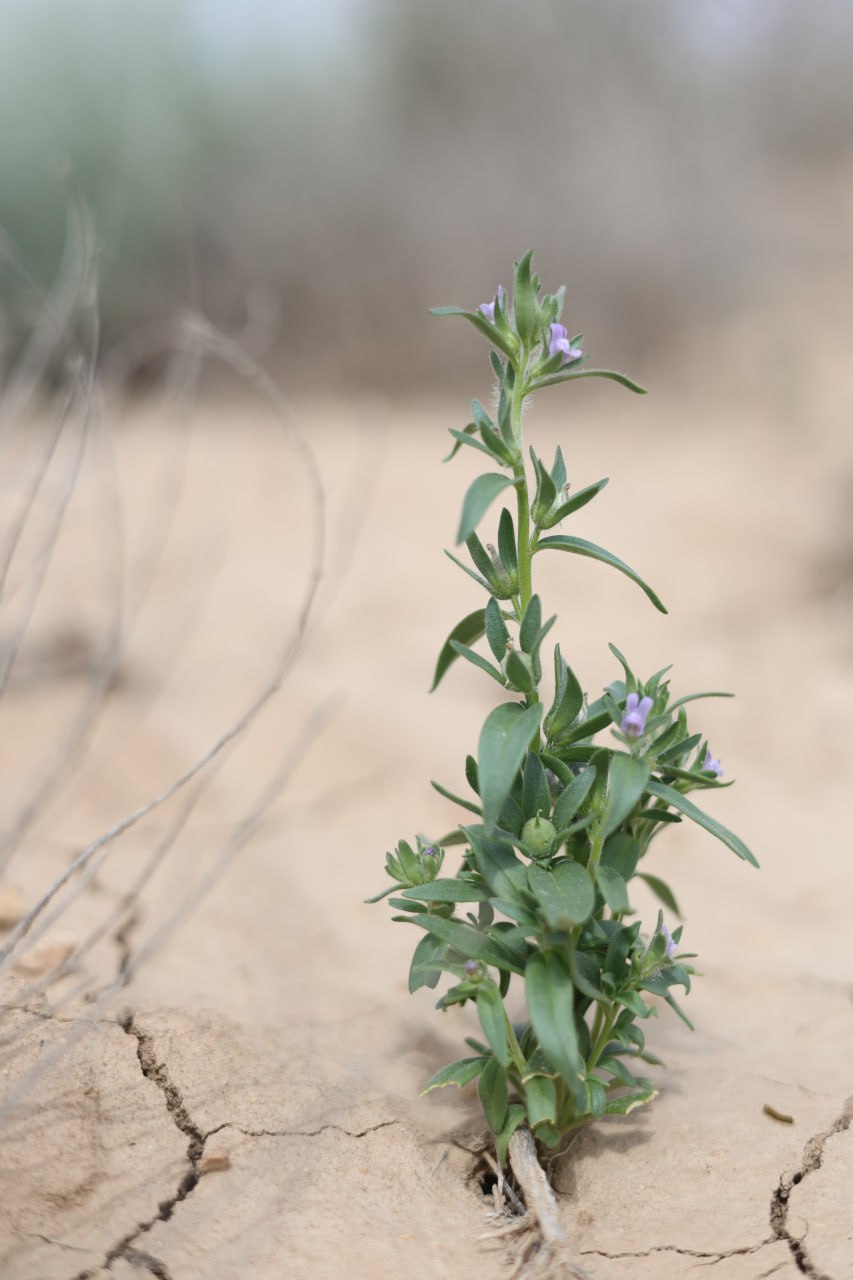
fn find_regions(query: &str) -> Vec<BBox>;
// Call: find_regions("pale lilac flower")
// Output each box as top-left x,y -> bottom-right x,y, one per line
621,691 -> 653,738
703,750 -> 724,778
478,284 -> 505,323
548,323 -> 583,365
422,846 -> 437,858
661,924 -> 677,959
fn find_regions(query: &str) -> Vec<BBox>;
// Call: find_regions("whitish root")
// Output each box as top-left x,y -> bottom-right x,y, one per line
500,1125 -> 594,1280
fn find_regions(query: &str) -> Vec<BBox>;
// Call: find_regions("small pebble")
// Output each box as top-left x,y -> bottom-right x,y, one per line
12,931 -> 77,977
0,885 -> 25,929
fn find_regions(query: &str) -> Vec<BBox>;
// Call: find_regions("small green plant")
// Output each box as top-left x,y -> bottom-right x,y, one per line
369,253 -> 756,1166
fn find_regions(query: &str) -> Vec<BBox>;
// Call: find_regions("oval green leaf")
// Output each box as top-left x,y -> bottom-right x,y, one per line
430,609 -> 486,692
456,473 -> 515,545
478,702 -> 543,834
525,949 -> 583,1086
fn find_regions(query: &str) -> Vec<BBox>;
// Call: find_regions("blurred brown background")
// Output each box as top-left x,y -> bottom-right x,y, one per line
2,0 -> 853,391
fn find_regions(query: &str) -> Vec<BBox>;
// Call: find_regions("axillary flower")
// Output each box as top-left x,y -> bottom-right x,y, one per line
549,322 -> 583,365
703,750 -> 724,777
621,691 -> 653,738
478,284 -> 506,324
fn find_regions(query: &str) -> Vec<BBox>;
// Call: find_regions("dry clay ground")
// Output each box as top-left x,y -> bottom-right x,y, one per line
0,344 -> 852,1280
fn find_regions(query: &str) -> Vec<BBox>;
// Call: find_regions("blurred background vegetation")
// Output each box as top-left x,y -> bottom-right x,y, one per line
1,0 -> 852,391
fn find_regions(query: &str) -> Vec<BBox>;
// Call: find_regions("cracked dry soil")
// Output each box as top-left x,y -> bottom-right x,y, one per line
1,397 -> 852,1279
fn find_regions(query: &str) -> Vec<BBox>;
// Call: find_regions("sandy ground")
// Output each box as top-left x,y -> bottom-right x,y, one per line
0,337 -> 852,1279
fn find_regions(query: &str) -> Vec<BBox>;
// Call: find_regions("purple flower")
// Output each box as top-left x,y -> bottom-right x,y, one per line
548,323 -> 583,365
661,924 -> 677,959
621,691 -> 653,738
703,750 -> 724,778
422,846 -> 437,858
478,284 -> 505,324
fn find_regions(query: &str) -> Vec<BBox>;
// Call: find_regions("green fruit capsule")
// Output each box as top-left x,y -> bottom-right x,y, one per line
521,815 -> 557,859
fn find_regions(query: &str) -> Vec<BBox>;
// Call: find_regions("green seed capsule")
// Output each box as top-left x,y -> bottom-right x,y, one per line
521,815 -> 557,859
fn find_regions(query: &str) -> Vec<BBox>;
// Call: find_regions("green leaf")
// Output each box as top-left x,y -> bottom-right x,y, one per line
478,702 -> 543,833
444,549 -> 491,593
443,422 -> 479,463
421,1056 -> 486,1094
596,865 -> 630,914
513,249 -> 537,344
524,1075 -> 558,1129
637,871 -> 682,918
600,754 -> 651,838
532,366 -> 647,394
522,752 -> 551,822
456,473 -> 515,545
604,925 -> 633,983
363,883 -> 399,904
528,861 -> 595,928
571,950 -> 605,999
466,530 -> 497,581
530,448 -> 557,524
430,778 -> 482,817
484,596 -> 510,660
449,640 -> 506,686
445,426 -> 500,464
541,477 -> 609,528
656,733 -> 703,765
478,1057 -> 509,1133
430,610 -> 486,692
549,445 -> 566,491
504,648 -> 535,693
600,832 -> 640,881
518,594 -> 542,653
403,914 -> 523,973
544,646 -> 584,740
464,825 -> 528,901
552,766 -> 596,830
497,507 -> 518,576
607,642 -> 636,689
495,1104 -> 527,1167
435,827 -> 469,848
667,690 -> 734,712
429,305 -> 518,361
556,709 -> 613,746
603,1088 -> 658,1117
471,399 -> 496,434
477,985 -> 511,1067
536,535 -> 666,613
525,949 -> 583,1086
402,880 -> 489,903
408,933 -> 446,992
646,780 -> 759,867
472,399 -> 515,466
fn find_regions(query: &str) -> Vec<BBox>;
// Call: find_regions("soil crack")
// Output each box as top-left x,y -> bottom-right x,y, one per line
69,1011 -> 206,1280
581,1239 -> 775,1263
114,906 -> 142,987
769,1093 -> 853,1276
205,1118 -> 399,1140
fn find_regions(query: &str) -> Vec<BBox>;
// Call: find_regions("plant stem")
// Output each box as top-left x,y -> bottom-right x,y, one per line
511,367 -> 533,616
586,1005 -> 617,1073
